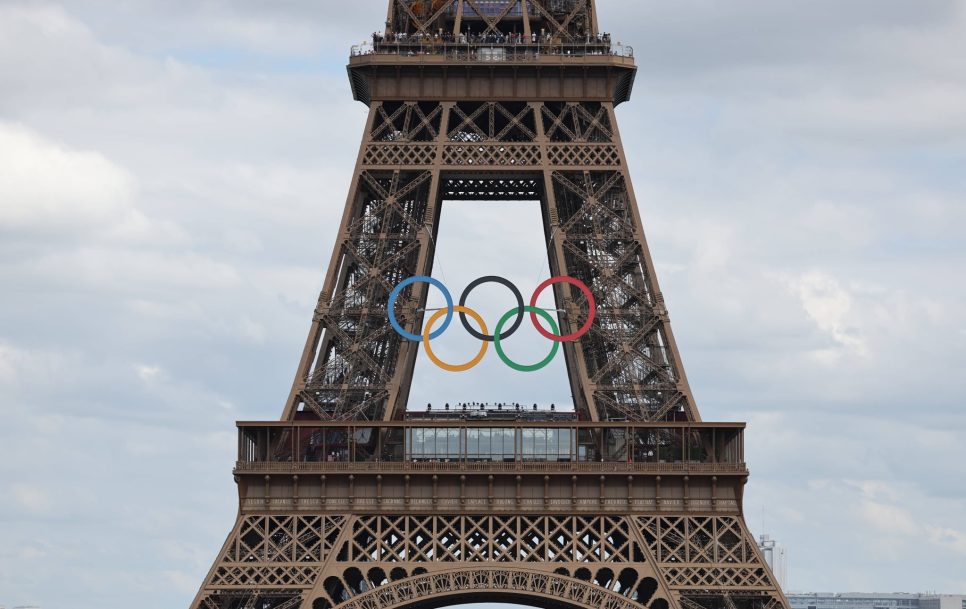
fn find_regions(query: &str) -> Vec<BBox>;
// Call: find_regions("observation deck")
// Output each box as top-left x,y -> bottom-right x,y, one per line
347,2 -> 636,103
237,420 -> 745,473
232,419 -> 748,516
347,35 -> 635,105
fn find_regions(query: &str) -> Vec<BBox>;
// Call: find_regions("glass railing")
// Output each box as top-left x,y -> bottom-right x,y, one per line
236,421 -> 743,467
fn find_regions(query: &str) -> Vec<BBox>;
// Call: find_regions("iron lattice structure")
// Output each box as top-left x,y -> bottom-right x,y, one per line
191,3 -> 790,609
292,97 -> 694,424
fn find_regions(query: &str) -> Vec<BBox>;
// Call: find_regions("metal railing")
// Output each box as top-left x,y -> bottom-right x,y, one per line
350,41 -> 634,62
235,460 -> 747,474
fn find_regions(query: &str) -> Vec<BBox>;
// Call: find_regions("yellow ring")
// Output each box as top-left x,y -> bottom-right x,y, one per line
423,305 -> 488,372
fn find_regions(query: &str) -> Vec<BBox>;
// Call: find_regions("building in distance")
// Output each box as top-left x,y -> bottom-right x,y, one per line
759,534 -> 788,590
788,593 -> 966,609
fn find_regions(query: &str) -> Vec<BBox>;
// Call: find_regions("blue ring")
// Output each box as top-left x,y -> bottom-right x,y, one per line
388,276 -> 453,342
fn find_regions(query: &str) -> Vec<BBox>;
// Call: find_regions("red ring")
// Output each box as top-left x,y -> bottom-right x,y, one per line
529,276 -> 596,342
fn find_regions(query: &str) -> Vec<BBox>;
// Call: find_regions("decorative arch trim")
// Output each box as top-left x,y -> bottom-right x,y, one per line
327,568 -> 664,609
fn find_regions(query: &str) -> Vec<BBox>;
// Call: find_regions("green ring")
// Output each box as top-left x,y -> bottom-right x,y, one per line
494,306 -> 560,372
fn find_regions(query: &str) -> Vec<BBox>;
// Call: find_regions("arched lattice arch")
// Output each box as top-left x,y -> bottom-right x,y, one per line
318,568 -> 668,609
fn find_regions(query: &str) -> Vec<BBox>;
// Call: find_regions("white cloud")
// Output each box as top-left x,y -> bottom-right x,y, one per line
784,270 -> 867,360
0,121 -> 188,252
0,342 -> 22,385
10,484 -> 53,512
855,487 -> 966,558
861,500 -> 919,537
0,340 -> 75,393
926,527 -> 966,556
135,364 -> 164,383
15,247 -> 241,292
18,544 -> 48,561
0,122 -> 134,230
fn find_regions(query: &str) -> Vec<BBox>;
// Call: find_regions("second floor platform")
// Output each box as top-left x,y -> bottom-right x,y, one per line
234,420 -> 747,476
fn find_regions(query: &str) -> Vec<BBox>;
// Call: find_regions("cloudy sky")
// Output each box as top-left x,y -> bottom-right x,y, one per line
1,1 -> 965,607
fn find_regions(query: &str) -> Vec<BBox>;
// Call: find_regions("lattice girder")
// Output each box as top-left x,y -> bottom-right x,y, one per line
447,102 -> 538,143
371,102 -> 443,143
385,1 -> 598,41
298,169 -> 436,420
192,513 -> 785,609
539,169 -> 696,421
289,100 -> 706,421
542,102 -> 615,143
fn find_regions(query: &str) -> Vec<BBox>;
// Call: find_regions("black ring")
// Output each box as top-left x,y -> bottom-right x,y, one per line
458,276 -> 525,342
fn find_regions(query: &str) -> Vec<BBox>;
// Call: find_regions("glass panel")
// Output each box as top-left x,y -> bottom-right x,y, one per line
421,428 -> 434,459
301,428 -> 325,462
632,428 -> 657,463
354,428 -> 377,462
414,427 -> 425,458
551,428 -> 572,461
269,428 -> 294,462
467,428 -> 495,461
325,427 -> 350,462
478,428 -> 491,460
653,428 -> 683,463
466,427 -> 478,459
577,428 -> 597,462
239,428 -> 262,462
406,427 -> 463,460
492,428 -> 515,461
446,428 -> 460,461
521,428 -> 535,460
714,428 -> 743,463
531,428 -> 552,461
603,428 -> 627,462
382,428 -> 404,462
687,429 -> 710,462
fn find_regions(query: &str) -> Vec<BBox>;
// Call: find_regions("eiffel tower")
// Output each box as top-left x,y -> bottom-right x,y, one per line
191,2 -> 790,609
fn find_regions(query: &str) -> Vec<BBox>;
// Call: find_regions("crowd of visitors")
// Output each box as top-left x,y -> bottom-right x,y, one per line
368,29 -> 615,52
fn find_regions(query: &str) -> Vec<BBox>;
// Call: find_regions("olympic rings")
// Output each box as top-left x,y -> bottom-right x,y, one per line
388,276 -> 453,342
494,306 -> 560,372
423,306 -> 489,372
529,276 -> 596,342
387,275 -> 596,372
459,275 -> 524,342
